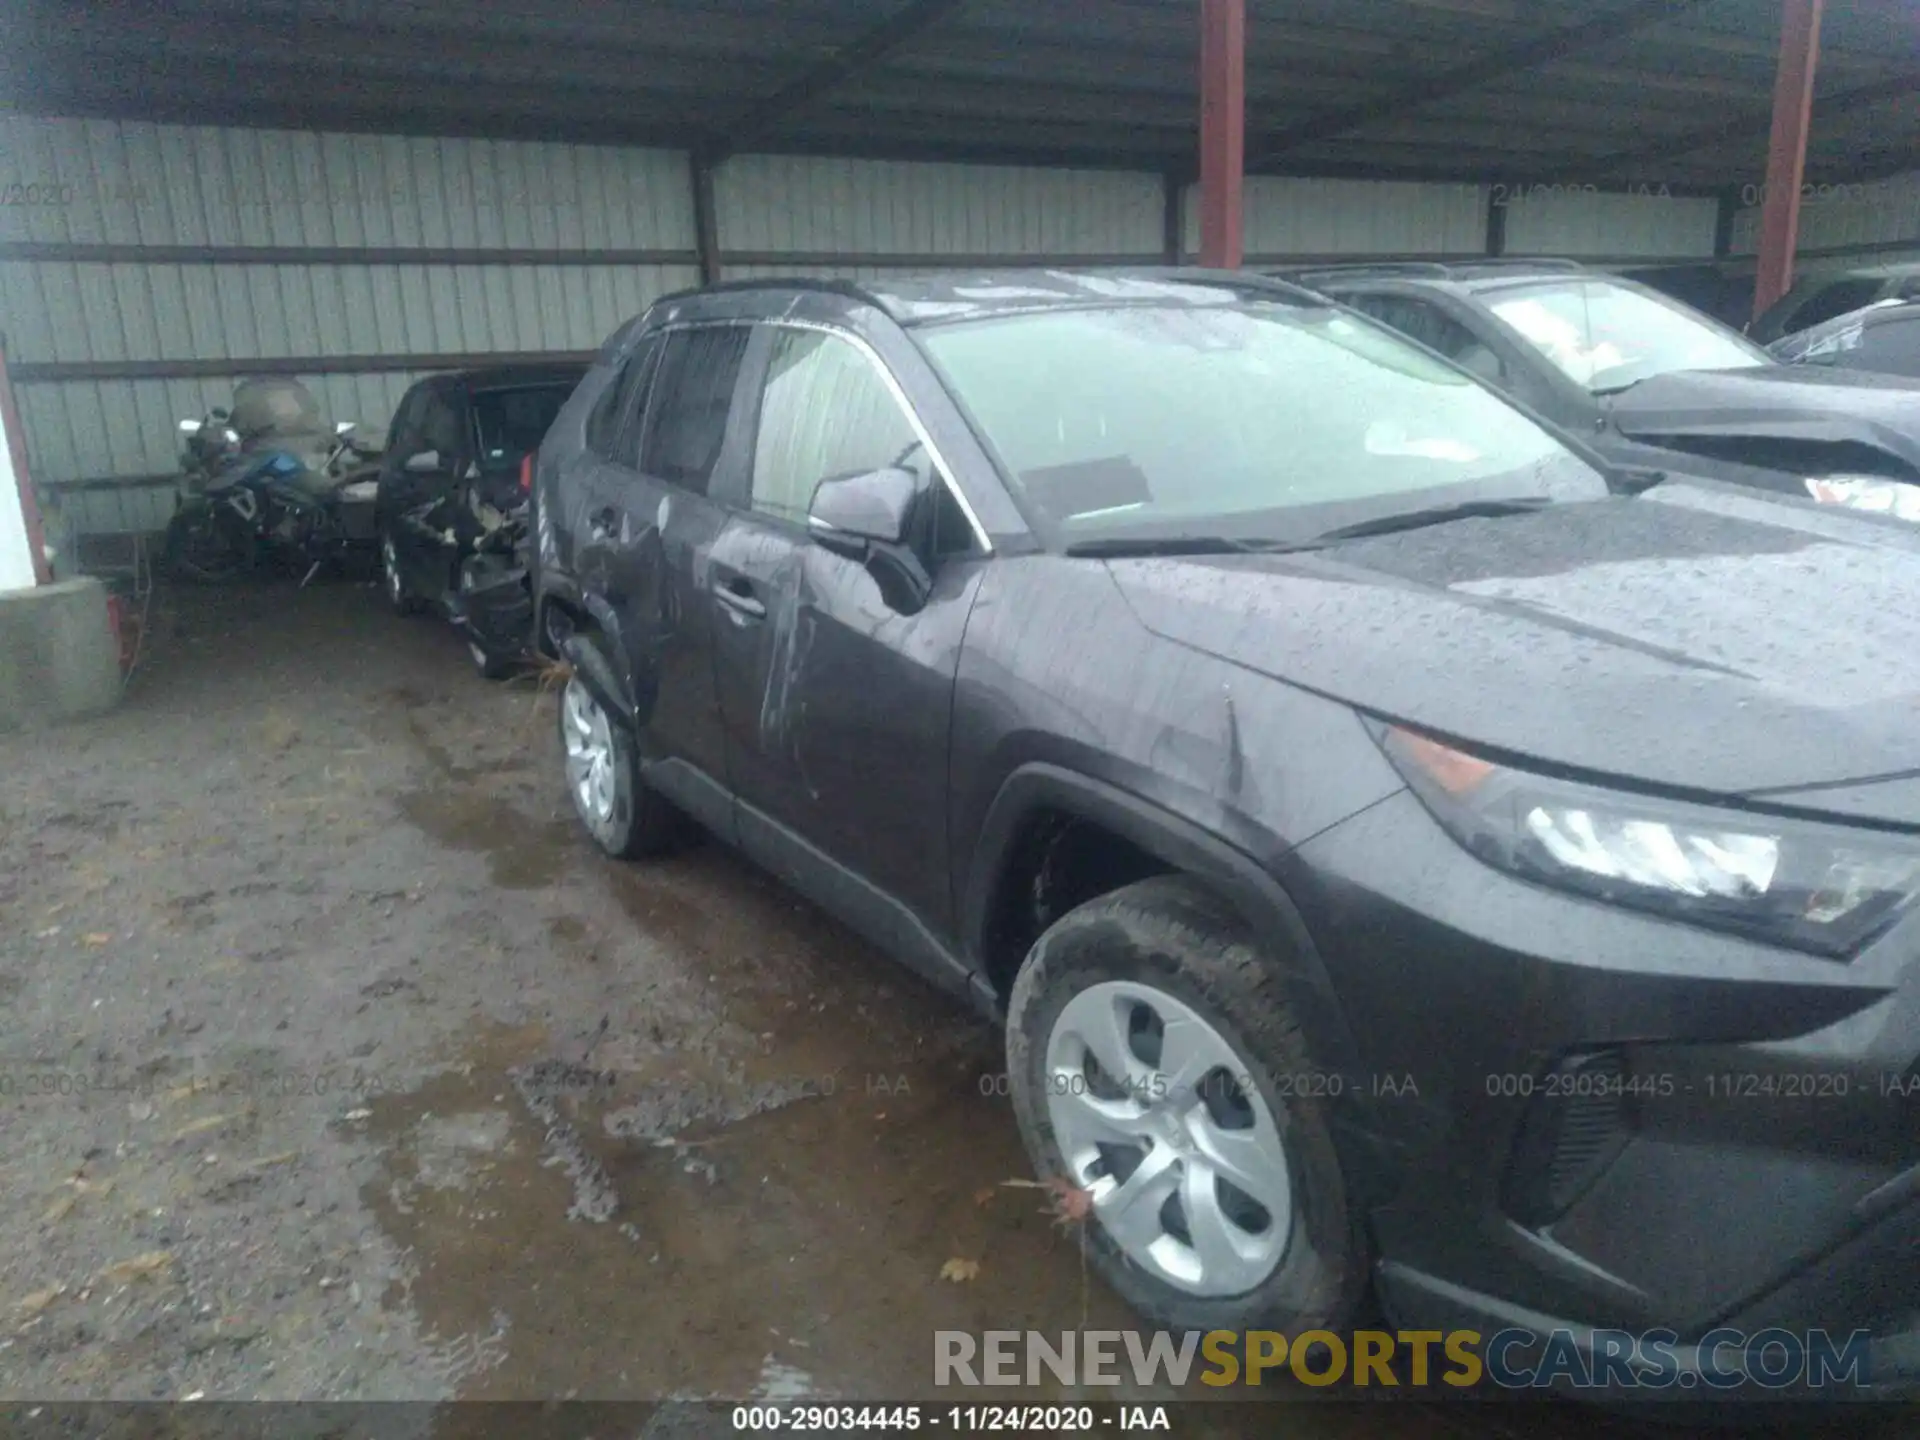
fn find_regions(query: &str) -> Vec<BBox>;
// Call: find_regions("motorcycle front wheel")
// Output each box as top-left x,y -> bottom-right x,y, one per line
164,501 -> 257,584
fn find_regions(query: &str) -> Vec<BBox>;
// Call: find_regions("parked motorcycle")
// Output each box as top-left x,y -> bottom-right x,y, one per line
164,378 -> 384,584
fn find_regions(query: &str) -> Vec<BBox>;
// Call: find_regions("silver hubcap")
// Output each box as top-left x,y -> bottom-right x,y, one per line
561,677 -> 617,826
383,537 -> 403,602
1044,981 -> 1293,1297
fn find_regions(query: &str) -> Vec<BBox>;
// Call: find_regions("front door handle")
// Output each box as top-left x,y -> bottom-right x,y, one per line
713,574 -> 766,621
588,505 -> 619,541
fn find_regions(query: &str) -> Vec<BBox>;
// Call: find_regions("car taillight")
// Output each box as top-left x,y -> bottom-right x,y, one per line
519,453 -> 534,494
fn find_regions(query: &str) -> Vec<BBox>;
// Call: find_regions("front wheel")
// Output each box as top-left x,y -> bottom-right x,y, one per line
164,501 -> 255,583
1005,876 -> 1367,1335
468,637 -> 514,681
381,532 -> 421,615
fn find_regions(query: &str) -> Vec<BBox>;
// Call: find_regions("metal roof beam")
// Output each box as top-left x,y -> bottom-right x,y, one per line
709,0 -> 967,162
1583,69 -> 1920,176
1248,0 -> 1715,169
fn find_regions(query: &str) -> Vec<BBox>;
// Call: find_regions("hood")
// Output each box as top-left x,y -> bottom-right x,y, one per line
1607,365 -> 1920,472
1104,484 -> 1920,823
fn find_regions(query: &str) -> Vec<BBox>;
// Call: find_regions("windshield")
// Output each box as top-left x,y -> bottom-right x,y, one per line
916,302 -> 1604,546
1479,278 -> 1770,393
472,384 -> 575,464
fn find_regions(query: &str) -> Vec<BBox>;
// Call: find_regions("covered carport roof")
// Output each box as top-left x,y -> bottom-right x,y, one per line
6,0 -> 1916,192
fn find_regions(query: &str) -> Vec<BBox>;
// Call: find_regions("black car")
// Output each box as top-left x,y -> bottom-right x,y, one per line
531,271 -> 1920,1398
1288,259 -> 1920,519
377,364 -> 587,676
1772,296 -> 1920,380
1748,260 -> 1920,346
1619,262 -> 1754,330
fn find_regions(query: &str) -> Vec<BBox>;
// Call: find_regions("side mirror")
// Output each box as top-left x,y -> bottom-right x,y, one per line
178,418 -> 203,435
807,466 -> 921,555
404,449 -> 443,475
335,420 -> 356,436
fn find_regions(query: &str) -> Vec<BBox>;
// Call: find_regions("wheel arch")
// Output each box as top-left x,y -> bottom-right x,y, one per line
963,764 -> 1368,1105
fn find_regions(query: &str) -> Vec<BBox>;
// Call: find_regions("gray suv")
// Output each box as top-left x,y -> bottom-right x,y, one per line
527,271 -> 1920,1397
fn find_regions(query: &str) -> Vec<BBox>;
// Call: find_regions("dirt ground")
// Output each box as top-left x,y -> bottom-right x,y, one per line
0,579 -> 1880,1438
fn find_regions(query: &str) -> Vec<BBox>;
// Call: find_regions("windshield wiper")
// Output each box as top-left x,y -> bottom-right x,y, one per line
1307,496 -> 1554,545
1063,535 -> 1287,558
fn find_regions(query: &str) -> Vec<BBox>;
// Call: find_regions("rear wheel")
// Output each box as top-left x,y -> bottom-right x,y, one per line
557,660 -> 680,859
1006,876 -> 1366,1335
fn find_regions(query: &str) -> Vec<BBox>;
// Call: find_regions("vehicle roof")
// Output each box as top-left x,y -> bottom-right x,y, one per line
430,363 -> 590,393
1810,260 -> 1920,281
652,268 -> 1325,328
1777,296 -> 1920,348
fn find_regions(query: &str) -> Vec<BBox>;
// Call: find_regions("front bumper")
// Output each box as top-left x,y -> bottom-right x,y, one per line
1377,1203 -> 1920,1402
1284,789 -> 1920,1392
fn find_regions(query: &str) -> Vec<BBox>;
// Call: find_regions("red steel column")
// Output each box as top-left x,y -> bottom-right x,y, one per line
1753,0 -> 1824,316
0,335 -> 52,587
1198,0 -> 1245,269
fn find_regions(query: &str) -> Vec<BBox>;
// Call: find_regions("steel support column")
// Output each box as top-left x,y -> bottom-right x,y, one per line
1197,0 -> 1245,269
1753,0 -> 1823,316
690,149 -> 722,287
0,334 -> 52,587
1163,170 -> 1185,264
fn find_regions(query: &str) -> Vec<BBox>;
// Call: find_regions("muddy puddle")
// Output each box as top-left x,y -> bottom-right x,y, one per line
373,782 -> 1684,1437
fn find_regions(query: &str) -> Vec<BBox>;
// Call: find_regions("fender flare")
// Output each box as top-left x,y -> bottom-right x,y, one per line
558,631 -> 636,733
962,763 -> 1381,1153
536,575 -> 637,703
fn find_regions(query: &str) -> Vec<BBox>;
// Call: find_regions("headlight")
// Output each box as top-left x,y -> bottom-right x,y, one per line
1804,475 -> 1920,523
1376,724 -> 1920,957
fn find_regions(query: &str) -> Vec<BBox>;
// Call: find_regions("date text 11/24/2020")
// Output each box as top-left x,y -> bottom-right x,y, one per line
731,1406 -> 1172,1432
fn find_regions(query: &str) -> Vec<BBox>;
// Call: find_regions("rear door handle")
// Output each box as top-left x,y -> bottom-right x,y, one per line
588,505 -> 619,541
713,573 -> 766,621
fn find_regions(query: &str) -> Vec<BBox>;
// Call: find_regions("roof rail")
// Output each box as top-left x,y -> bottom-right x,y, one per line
652,275 -> 882,309
1444,257 -> 1587,275
1277,257 -> 1590,286
1118,266 -> 1327,303
1278,261 -> 1454,284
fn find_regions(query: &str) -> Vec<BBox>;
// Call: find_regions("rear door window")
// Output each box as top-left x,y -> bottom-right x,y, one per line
637,327 -> 753,494
471,385 -> 576,466
386,385 -> 428,454
587,340 -> 661,464
419,392 -> 466,467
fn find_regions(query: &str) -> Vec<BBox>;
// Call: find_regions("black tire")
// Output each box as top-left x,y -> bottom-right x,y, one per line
1005,875 -> 1367,1336
381,530 -> 422,616
556,646 -> 681,860
468,637 -> 515,681
164,502 -> 255,584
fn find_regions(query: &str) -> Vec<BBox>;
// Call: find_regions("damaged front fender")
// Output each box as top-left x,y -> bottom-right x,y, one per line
559,633 -> 634,732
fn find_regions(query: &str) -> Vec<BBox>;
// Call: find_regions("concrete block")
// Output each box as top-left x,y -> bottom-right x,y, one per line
0,576 -> 122,731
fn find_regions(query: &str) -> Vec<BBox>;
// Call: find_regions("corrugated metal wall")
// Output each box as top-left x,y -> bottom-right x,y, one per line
714,155 -> 1164,264
1728,168 -> 1920,265
1,117 -> 699,533
1206,177 -> 1490,261
1500,190 -> 1719,261
5,117 -> 1732,537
